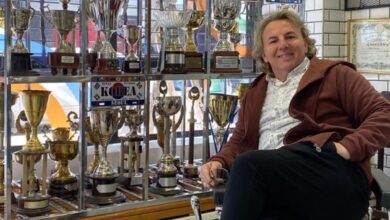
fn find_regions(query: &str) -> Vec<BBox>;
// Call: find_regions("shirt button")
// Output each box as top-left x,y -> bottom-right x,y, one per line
313,143 -> 321,152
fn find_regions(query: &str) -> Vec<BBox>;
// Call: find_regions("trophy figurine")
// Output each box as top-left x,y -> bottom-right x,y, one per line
10,3 -> 35,73
93,0 -> 125,75
183,11 -> 205,72
209,94 -> 238,153
211,0 -> 241,73
122,25 -> 142,73
118,109 -> 144,187
87,107 -> 125,205
156,10 -> 192,74
183,86 -> 200,178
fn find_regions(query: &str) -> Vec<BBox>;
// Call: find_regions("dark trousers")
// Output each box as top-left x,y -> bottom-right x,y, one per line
221,142 -> 369,220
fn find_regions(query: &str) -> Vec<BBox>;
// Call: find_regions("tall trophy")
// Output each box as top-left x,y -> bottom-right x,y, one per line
93,0 -> 125,75
183,11 -> 205,72
156,10 -> 192,74
209,93 -> 238,153
87,107 -> 125,205
10,3 -> 35,74
211,0 -> 241,73
183,86 -> 200,178
151,82 -> 184,195
46,0 -> 80,75
118,109 -> 144,187
15,89 -> 51,216
122,25 -> 142,73
86,0 -> 103,73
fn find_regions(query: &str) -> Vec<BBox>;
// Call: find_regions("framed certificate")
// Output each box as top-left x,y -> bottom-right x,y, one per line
348,19 -> 390,74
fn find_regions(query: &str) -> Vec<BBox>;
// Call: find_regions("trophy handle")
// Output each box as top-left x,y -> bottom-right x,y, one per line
118,107 -> 126,129
42,5 -> 53,26
173,105 -> 184,131
67,111 -> 79,140
152,105 -> 162,132
29,6 -> 36,19
41,124 -> 52,142
16,110 -> 32,142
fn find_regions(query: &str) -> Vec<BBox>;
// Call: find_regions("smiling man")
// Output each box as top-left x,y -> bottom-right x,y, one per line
199,10 -> 390,220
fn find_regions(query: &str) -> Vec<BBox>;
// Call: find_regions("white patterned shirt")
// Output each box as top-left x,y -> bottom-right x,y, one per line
258,57 -> 310,150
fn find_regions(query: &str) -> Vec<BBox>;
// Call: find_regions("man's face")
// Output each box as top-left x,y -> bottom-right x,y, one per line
261,19 -> 308,76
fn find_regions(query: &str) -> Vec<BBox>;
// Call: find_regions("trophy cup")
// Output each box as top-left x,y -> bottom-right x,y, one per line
118,109 -> 144,187
183,86 -> 200,178
93,0 -> 125,75
10,3 -> 35,74
122,25 -> 142,73
209,94 -> 238,153
211,0 -> 241,73
46,0 -> 80,75
156,10 -> 192,74
86,0 -> 103,72
87,107 -> 125,205
183,11 -> 205,72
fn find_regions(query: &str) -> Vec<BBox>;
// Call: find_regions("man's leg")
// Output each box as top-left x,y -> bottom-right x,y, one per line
221,142 -> 369,220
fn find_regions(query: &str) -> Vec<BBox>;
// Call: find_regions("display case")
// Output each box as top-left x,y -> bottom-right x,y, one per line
0,0 -> 266,219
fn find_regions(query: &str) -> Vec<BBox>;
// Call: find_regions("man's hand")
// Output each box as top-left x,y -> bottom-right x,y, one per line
199,161 -> 223,188
334,142 -> 350,160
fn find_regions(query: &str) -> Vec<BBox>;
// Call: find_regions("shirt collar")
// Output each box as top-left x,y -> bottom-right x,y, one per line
266,57 -> 310,85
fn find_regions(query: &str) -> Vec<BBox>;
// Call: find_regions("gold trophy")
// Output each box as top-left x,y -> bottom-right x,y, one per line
87,107 -> 125,205
15,89 -> 51,216
183,86 -> 200,178
46,0 -> 80,75
118,109 -> 144,187
184,11 -> 205,72
236,83 -> 250,104
209,94 -> 238,153
122,25 -> 142,73
211,0 -> 241,73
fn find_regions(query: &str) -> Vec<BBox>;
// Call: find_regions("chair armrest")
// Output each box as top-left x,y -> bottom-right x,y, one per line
371,168 -> 390,209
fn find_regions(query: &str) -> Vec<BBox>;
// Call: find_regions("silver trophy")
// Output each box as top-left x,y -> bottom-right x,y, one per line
10,4 -> 35,53
50,10 -> 77,53
122,25 -> 142,73
156,10 -> 192,74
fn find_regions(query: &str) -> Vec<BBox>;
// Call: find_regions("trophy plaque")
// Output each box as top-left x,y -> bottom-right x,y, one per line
209,93 -> 238,152
122,25 -> 142,73
10,3 -> 35,74
87,107 -> 126,205
47,0 -> 80,75
93,0 -> 125,75
211,0 -> 241,73
156,10 -> 192,74
184,11 -> 205,72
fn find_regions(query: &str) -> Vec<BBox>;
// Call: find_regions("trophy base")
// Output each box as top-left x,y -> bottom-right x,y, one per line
211,51 -> 242,73
162,51 -> 187,74
48,177 -> 78,199
89,174 -> 119,197
10,53 -> 36,74
116,173 -> 143,187
87,52 -> 98,73
122,60 -> 141,73
96,58 -> 121,75
149,183 -> 183,196
86,190 -> 126,205
185,51 -> 203,72
48,52 -> 80,75
183,164 -> 199,178
16,194 -> 50,216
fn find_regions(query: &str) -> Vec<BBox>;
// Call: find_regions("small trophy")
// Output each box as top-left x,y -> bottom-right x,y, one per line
10,3 -> 35,74
93,0 -> 125,75
46,0 -> 80,75
209,94 -> 238,152
87,107 -> 126,205
183,11 -> 205,72
156,10 -> 192,74
183,86 -> 200,178
122,25 -> 142,73
211,0 -> 241,73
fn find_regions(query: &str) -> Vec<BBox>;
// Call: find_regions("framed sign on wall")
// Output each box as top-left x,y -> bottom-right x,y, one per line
347,19 -> 390,74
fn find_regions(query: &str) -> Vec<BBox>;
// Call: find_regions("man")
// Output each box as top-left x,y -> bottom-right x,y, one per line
199,10 -> 390,220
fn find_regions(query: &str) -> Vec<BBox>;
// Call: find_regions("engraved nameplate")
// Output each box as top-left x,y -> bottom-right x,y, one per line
129,62 -> 140,69
61,56 -> 75,64
216,56 -> 238,69
24,199 -> 48,209
96,183 -> 116,193
166,53 -> 185,65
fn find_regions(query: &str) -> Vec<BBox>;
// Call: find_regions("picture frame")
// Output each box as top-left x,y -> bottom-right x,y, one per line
347,19 -> 390,74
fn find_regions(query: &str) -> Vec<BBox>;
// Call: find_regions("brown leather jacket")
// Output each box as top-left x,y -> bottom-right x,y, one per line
209,57 -> 390,182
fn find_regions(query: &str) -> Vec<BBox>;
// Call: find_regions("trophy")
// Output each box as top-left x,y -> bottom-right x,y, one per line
183,11 -> 205,72
211,0 -> 241,73
87,107 -> 125,205
156,10 -> 192,74
122,25 -> 142,73
93,0 -> 125,75
10,3 -> 35,73
183,86 -> 200,178
118,109 -> 144,187
151,82 -> 184,195
86,0 -> 103,72
209,94 -> 238,153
